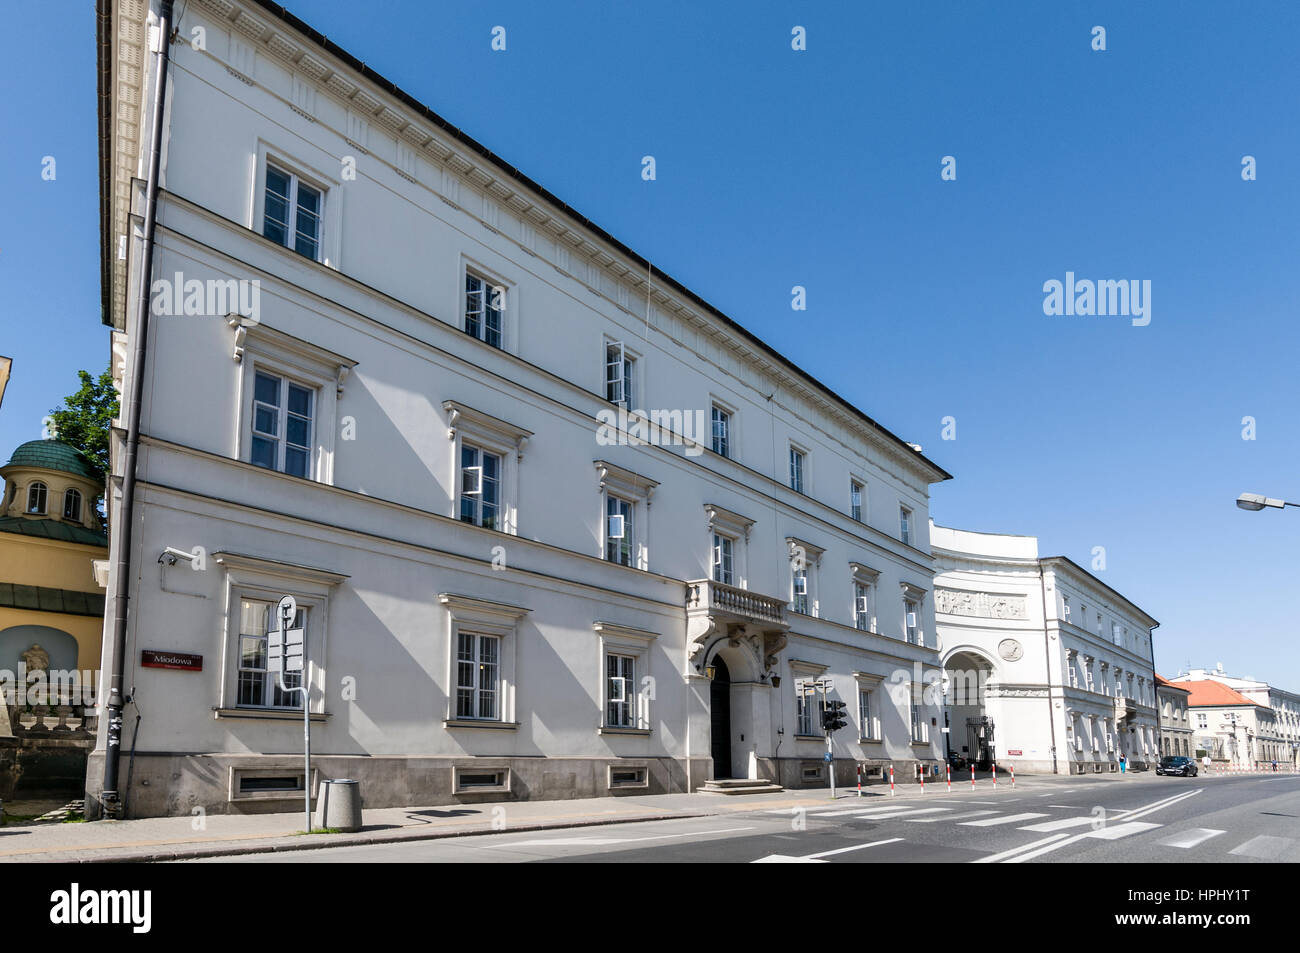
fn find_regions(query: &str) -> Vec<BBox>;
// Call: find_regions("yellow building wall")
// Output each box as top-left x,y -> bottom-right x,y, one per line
0,532 -> 106,674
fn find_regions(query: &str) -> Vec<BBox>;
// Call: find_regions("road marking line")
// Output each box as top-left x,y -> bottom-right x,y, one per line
905,810 -> 996,823
1159,828 -> 1224,849
1124,789 -> 1202,821
810,806 -> 939,818
481,826 -> 754,848
959,812 -> 1048,827
804,837 -> 905,859
1229,835 -> 1294,859
999,822 -> 1162,863
1018,817 -> 1099,833
973,833 -> 1071,863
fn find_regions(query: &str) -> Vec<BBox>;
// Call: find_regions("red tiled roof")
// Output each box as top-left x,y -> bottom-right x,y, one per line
1155,674 -> 1190,693
1181,680 -> 1263,708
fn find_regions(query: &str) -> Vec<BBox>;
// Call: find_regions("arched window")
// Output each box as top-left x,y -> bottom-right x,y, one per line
63,488 -> 82,523
26,482 -> 47,514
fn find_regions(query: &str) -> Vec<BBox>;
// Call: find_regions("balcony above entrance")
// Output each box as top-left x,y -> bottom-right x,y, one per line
685,579 -> 789,674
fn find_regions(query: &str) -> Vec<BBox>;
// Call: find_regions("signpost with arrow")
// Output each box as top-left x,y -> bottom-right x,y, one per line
268,595 -> 311,832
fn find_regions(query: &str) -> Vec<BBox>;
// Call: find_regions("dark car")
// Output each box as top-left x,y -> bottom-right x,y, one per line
1156,756 -> 1198,777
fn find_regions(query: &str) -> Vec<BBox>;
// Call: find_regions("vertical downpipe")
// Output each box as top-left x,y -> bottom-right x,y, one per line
101,0 -> 174,817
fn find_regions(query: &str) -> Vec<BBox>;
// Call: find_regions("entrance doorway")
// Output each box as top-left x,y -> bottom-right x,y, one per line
710,656 -> 732,778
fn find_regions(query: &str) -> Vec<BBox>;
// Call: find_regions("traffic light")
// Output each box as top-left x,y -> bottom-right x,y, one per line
822,699 -> 848,733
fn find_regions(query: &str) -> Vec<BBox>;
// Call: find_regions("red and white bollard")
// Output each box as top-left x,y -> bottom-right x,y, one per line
946,763 -> 952,794
857,763 -> 863,798
970,765 -> 976,791
889,765 -> 895,797
920,765 -> 925,794
1010,764 -> 1015,788
992,764 -> 998,789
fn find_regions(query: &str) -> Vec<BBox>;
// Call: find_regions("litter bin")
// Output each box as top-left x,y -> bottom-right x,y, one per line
314,778 -> 363,832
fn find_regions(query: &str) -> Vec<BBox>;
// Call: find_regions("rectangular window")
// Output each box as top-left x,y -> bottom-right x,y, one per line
899,506 -> 912,546
904,598 -> 921,646
456,632 -> 500,720
459,445 -> 501,530
789,447 -> 805,493
465,272 -> 504,348
606,653 -> 635,728
606,495 -> 634,567
712,534 -> 734,586
1197,713 -> 1207,729
250,371 -> 315,479
711,406 -> 730,457
850,480 -> 863,522
910,694 -> 927,743
236,599 -> 304,710
854,582 -> 871,631
858,688 -> 874,739
792,568 -> 809,615
796,682 -> 823,736
605,342 -> 634,406
263,164 -> 322,260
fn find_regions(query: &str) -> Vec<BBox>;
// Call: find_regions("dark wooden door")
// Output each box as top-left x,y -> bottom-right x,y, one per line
710,657 -> 732,778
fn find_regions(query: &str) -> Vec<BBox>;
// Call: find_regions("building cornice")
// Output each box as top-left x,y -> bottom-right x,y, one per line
108,0 -> 951,487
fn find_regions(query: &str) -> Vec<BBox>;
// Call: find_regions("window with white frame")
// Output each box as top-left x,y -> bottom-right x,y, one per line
712,533 -> 735,585
857,685 -> 880,740
598,621 -> 660,733
850,563 -> 879,633
605,341 -> 635,407
909,690 -> 928,743
854,581 -> 872,631
711,405 -> 731,458
26,482 -> 47,515
237,598 -> 305,710
795,680 -> 824,736
850,479 -> 864,522
456,631 -> 501,720
1062,594 -> 1071,622
62,488 -> 82,522
1067,652 -> 1079,688
465,271 -> 504,349
1196,712 -> 1207,729
236,324 -> 352,489
789,446 -> 805,493
215,552 -> 344,717
899,505 -> 913,545
251,370 -> 315,479
459,444 -> 502,530
605,495 -> 635,567
605,653 -> 636,728
903,593 -> 923,646
263,162 -> 323,260
595,461 -> 656,572
1111,622 -> 1122,646
792,567 -> 809,615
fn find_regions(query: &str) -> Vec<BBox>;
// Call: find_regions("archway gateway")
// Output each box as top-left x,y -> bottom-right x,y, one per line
709,655 -> 732,778
944,649 -> 996,767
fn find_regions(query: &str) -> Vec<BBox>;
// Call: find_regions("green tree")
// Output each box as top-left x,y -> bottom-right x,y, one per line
49,366 -> 118,483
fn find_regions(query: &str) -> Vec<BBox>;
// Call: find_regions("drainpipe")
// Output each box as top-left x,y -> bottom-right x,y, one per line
1037,565 -> 1059,775
101,0 -> 174,818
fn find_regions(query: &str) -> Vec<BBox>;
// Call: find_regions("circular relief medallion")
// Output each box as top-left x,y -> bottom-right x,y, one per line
998,639 -> 1024,662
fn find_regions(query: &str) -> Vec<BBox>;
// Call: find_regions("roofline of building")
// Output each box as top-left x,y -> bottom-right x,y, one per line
97,0 -> 953,484
1039,555 -> 1159,630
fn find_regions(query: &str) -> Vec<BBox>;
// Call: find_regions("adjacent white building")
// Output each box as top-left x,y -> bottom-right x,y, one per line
932,523 -> 1160,774
91,0 -> 951,816
1172,667 -> 1299,769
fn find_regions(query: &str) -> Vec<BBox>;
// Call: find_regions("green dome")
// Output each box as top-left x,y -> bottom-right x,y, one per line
4,440 -> 101,480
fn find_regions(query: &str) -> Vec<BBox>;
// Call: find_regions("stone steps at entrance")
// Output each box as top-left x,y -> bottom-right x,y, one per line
699,779 -> 785,795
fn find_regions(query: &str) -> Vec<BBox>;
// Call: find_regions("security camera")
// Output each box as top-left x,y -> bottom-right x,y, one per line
158,547 -> 196,565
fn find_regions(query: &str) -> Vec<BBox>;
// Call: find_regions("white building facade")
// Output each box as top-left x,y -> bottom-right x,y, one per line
932,524 -> 1160,775
90,0 -> 950,817
1172,668 -> 1299,769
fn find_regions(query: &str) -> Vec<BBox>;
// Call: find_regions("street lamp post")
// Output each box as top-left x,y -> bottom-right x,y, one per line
1236,492 -> 1300,512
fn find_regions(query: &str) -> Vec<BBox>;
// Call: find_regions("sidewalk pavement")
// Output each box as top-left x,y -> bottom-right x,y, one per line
0,771 -> 1170,863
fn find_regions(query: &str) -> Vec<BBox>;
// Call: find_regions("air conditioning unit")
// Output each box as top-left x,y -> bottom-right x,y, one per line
856,596 -> 869,614
607,513 -> 625,540
906,612 -> 918,629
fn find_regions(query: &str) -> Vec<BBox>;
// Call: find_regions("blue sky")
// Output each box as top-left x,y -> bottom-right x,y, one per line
3,1 -> 1298,687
